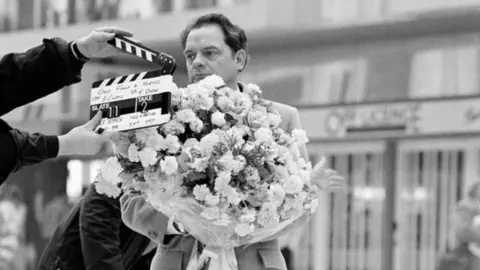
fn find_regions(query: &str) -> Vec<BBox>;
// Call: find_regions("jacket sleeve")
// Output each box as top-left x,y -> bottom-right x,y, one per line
0,120 -> 58,181
79,185 -> 124,270
120,190 -> 170,245
0,38 -> 84,116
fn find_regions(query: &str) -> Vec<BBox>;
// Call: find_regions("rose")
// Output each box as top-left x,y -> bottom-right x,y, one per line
244,110 -> 269,131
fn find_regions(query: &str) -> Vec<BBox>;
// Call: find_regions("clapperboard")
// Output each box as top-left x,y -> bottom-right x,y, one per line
90,36 -> 177,132
108,35 -> 176,75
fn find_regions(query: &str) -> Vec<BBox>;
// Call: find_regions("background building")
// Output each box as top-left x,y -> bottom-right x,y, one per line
2,0 -> 480,269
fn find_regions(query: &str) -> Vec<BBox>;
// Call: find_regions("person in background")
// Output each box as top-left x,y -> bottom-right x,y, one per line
437,181 -> 480,270
37,184 -> 157,270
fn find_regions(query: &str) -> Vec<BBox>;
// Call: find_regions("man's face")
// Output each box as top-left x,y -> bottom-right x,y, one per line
183,24 -> 244,86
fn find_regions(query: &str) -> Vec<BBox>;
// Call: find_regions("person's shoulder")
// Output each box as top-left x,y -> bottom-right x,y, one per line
268,100 -> 298,115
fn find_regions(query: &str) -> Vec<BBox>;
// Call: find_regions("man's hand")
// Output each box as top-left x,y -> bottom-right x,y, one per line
311,157 -> 346,193
57,112 -> 109,156
76,26 -> 133,59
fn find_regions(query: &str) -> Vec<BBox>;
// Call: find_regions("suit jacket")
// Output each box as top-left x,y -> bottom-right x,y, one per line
121,100 -> 309,270
37,184 -> 154,270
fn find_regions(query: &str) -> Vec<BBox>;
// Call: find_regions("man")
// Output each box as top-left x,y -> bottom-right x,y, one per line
120,13 -> 342,270
36,184 -> 157,270
0,26 -> 131,183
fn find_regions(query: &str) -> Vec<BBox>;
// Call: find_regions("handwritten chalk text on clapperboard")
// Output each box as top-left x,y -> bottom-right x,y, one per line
91,78 -> 164,104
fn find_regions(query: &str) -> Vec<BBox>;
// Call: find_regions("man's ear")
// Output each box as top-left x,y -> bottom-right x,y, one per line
234,49 -> 247,72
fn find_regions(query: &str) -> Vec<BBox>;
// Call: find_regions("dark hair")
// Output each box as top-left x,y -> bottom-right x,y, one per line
467,181 -> 480,199
180,13 -> 248,68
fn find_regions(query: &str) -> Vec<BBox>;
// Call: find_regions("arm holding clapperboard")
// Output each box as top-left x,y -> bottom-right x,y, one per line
0,27 -> 133,184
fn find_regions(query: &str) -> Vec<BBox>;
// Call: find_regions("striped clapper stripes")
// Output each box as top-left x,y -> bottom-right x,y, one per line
89,69 -> 173,132
108,35 -> 176,75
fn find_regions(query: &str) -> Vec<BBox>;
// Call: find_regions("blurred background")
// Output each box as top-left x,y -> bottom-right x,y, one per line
2,0 -> 480,269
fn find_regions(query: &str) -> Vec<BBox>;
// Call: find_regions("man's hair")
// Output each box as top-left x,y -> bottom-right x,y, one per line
180,13 -> 248,68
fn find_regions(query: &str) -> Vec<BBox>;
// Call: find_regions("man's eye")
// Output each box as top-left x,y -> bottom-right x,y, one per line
186,54 -> 195,61
205,51 -> 216,57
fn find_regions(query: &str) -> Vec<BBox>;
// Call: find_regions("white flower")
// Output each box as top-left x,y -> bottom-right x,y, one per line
257,202 -> 280,227
201,207 -> 220,221
283,175 -> 303,194
138,148 -> 158,168
213,216 -> 231,227
218,151 -> 236,172
183,138 -> 200,149
200,133 -> 220,156
254,127 -> 273,143
239,209 -> 257,223
214,171 -> 231,192
292,129 -> 309,145
217,96 -> 235,112
162,119 -> 186,135
189,118 -> 204,133
175,109 -> 196,123
127,144 -> 140,162
164,134 -> 181,154
193,184 -> 210,201
232,155 -> 246,174
269,183 -> 286,206
205,193 -> 220,206
160,156 -> 178,175
275,166 -> 290,180
235,223 -> 254,237
192,157 -> 209,172
146,133 -> 166,151
95,176 -> 122,198
268,113 -> 282,128
224,186 -> 241,205
211,111 -> 227,126
199,74 -> 225,89
101,157 -> 123,184
305,199 -> 319,214
134,128 -> 158,143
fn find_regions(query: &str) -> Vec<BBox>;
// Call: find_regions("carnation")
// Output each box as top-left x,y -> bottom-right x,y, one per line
160,156 -> 178,175
292,128 -> 309,145
211,111 -> 227,126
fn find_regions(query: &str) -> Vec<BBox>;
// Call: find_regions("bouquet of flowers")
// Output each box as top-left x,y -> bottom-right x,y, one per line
95,74 -> 337,270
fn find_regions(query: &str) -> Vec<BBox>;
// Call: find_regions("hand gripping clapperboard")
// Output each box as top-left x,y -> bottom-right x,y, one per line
89,35 -> 176,132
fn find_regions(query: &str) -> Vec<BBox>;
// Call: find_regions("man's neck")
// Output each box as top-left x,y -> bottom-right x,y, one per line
226,80 -> 239,91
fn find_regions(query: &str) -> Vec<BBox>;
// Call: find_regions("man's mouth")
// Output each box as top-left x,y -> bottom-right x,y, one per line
193,74 -> 210,82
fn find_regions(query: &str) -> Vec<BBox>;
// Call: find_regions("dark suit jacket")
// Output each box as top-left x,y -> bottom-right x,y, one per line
36,184 -> 154,270
0,37 -> 84,182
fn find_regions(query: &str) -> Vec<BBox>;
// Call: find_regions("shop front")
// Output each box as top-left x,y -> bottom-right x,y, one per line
299,96 -> 480,270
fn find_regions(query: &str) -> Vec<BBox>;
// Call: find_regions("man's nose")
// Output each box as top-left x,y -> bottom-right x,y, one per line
192,54 -> 205,68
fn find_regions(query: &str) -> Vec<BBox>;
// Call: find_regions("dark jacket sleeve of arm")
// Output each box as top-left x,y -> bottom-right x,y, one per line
0,120 -> 58,181
79,185 -> 124,270
0,38 -> 84,116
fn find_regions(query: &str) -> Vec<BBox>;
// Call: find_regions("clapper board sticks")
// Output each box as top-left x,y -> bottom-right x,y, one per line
90,69 -> 174,132
108,35 -> 177,75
